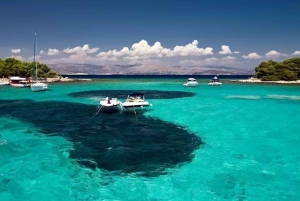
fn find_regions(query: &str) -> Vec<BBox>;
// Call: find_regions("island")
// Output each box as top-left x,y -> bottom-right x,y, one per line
238,58 -> 300,84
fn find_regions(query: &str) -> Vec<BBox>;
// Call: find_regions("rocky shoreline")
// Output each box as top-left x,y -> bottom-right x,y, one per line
237,77 -> 300,84
1,77 -> 92,83
47,76 -> 92,82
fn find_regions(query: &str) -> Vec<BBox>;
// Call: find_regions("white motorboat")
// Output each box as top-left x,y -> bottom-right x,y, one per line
31,32 -> 48,92
208,76 -> 222,86
122,93 -> 152,110
9,76 -> 30,87
100,97 -> 123,110
183,78 -> 198,87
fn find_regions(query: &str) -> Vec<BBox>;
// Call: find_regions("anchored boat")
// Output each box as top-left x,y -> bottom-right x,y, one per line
31,32 -> 48,92
208,76 -> 222,86
183,78 -> 198,87
99,97 -> 123,111
9,76 -> 30,87
122,93 -> 152,110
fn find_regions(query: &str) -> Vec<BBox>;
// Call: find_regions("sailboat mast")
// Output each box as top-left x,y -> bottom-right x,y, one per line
34,32 -> 37,81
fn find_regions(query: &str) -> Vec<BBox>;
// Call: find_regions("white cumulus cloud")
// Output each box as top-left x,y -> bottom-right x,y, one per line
48,49 -> 59,55
9,55 -> 25,60
242,53 -> 262,59
179,57 -> 219,65
179,56 -> 239,66
63,44 -> 99,54
222,56 -> 236,61
265,50 -> 281,59
11,49 -> 21,53
205,57 -> 219,62
234,51 -> 240,54
96,40 -> 213,61
40,50 -> 45,55
169,40 -> 213,57
221,56 -> 242,66
219,45 -> 232,55
28,55 -> 42,61
292,51 -> 300,56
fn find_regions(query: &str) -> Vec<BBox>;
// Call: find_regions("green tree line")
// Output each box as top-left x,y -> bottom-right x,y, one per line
0,58 -> 58,78
255,58 -> 300,81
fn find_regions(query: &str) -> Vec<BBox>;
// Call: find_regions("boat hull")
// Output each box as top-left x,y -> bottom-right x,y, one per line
122,101 -> 151,110
100,100 -> 122,111
11,83 -> 30,87
208,82 -> 222,86
31,83 -> 48,91
183,82 -> 198,87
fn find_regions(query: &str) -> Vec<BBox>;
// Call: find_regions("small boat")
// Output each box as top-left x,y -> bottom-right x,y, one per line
183,78 -> 198,87
208,76 -> 222,86
100,97 -> 123,110
9,76 -> 30,87
31,32 -> 48,92
122,93 -> 152,110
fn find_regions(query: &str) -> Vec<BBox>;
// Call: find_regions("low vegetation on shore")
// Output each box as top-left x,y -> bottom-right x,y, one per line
0,58 -> 58,78
255,58 -> 300,81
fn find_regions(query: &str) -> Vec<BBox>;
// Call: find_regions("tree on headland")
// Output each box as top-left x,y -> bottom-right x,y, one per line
255,58 -> 300,81
0,58 -> 58,78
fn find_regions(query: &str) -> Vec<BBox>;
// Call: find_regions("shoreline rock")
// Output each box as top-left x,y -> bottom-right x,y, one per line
237,77 -> 300,84
1,78 -> 9,83
46,77 -> 92,83
1,77 -> 91,83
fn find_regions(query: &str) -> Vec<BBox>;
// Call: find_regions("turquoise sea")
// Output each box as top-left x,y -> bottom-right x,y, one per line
0,76 -> 300,201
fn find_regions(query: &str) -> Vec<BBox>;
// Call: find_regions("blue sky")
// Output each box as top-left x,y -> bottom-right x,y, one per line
1,0 -> 299,70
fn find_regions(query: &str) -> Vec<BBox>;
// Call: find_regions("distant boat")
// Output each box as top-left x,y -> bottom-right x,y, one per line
31,32 -> 48,92
208,76 -> 222,86
9,76 -> 30,87
183,78 -> 198,87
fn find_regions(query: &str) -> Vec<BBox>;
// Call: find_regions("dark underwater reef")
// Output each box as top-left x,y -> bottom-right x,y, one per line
68,90 -> 195,100
0,99 -> 202,176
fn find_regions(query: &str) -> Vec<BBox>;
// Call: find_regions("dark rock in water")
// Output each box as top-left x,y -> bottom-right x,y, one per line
0,178 -> 10,192
1,178 -> 10,185
68,90 -> 195,100
0,99 -> 202,176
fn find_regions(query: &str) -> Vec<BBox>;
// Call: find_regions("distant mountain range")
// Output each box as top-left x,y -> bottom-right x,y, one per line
48,63 -> 254,75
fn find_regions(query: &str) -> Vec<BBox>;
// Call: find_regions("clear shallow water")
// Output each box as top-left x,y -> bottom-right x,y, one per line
1,77 -> 300,200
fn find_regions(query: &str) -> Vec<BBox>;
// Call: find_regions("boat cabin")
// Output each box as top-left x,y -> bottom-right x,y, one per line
211,76 -> 219,82
187,78 -> 197,82
127,93 -> 145,102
